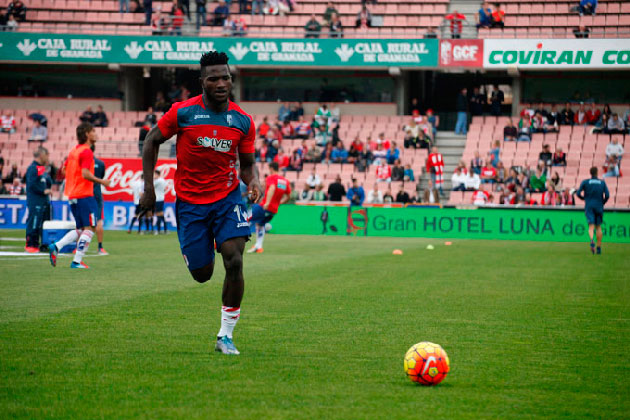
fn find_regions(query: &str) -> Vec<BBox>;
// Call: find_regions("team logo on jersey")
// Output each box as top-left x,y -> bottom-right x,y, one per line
196,136 -> 233,152
226,115 -> 233,126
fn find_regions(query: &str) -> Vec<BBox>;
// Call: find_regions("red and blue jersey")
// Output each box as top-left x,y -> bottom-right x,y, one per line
263,173 -> 291,214
158,95 -> 256,204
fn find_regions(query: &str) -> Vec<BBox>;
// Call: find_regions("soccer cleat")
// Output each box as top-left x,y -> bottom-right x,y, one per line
590,242 -> 595,255
70,261 -> 89,269
49,243 -> 58,267
215,336 -> 240,355
596,247 -> 601,255
98,247 -> 109,256
24,246 -> 39,253
246,246 -> 259,254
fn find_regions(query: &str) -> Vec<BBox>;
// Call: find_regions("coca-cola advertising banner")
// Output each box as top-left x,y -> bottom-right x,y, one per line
102,158 -> 177,202
440,39 -> 484,68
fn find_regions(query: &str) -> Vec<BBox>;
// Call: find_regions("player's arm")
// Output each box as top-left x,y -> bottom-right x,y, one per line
575,181 -> 585,200
262,184 -> 275,210
279,193 -> 290,205
140,126 -> 167,208
603,183 -> 610,205
240,153 -> 263,204
79,150 -> 110,187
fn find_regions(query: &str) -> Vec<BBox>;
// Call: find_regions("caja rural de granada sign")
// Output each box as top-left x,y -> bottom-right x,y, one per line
0,32 -> 438,67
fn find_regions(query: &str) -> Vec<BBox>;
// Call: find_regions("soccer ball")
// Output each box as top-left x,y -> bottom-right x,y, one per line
264,222 -> 272,232
404,342 -> 450,386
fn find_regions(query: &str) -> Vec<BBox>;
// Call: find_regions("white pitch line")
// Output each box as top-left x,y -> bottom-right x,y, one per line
0,237 -> 25,242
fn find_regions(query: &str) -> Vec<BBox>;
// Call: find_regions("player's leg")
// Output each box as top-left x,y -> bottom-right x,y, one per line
247,204 -> 266,253
176,200 -> 215,283
25,204 -> 39,252
595,211 -> 603,254
585,208 -> 596,254
96,199 -> 108,255
212,188 -> 252,354
50,201 -> 81,267
71,198 -> 98,268
127,205 -> 138,233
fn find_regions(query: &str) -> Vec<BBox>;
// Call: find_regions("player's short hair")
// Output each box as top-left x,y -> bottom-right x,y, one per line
269,162 -> 279,171
200,51 -> 229,70
33,146 -> 48,158
76,122 -> 93,144
590,166 -> 598,177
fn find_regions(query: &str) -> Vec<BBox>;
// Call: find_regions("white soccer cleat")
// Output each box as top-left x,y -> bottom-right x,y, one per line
215,336 -> 240,355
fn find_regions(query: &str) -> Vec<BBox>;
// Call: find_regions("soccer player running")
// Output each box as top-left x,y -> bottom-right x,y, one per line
128,175 -> 145,234
139,51 -> 262,355
92,145 -> 108,255
576,166 -> 610,255
247,161 -> 291,254
49,123 -> 110,268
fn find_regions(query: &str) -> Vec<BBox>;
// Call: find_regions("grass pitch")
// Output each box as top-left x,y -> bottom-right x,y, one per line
1,230 -> 629,419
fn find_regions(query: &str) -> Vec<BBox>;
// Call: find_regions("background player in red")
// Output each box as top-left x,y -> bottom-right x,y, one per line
247,161 -> 291,254
139,51 -> 262,356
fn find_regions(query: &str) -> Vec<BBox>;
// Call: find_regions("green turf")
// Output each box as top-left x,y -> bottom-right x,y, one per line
0,229 -> 629,419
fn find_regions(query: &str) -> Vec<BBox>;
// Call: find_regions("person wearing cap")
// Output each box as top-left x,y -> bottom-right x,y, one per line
426,108 -> 439,141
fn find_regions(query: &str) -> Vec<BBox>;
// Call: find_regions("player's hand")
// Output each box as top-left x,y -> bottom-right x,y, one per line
248,179 -> 263,203
139,188 -> 156,213
43,189 -> 51,195
101,179 -> 111,187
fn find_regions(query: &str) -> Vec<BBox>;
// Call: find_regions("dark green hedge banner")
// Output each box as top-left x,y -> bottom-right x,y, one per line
0,32 -> 438,67
270,205 -> 630,243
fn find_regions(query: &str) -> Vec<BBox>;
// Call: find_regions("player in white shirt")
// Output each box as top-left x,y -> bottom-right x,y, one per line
127,175 -> 145,234
153,170 -> 168,234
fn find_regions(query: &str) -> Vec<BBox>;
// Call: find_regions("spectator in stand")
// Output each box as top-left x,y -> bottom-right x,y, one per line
445,10 -> 466,39
496,161 -> 506,184
520,103 -> 534,118
404,164 -> 415,182
396,188 -> 411,204
28,120 -> 47,142
386,142 -> 400,165
490,84 -> 504,116
559,103 -> 575,125
426,109 -> 439,140
470,86 -> 485,116
346,178 -> 365,206
539,144 -> 553,167
452,166 -> 467,191
143,0 -> 153,25
280,119 -> 295,139
553,147 -> 567,166
607,113 -> 626,134
480,160 -> 497,185
422,180 -> 440,204
264,0 -> 289,15
323,1 -> 338,24
471,151 -> 483,175
305,14 -> 322,38
603,155 -> 620,178
424,27 -> 438,39
541,181 -> 560,206
455,87 -> 468,135
294,116 -> 311,139
258,116 -> 271,139
329,13 -> 343,38
320,143 -> 334,164
93,105 -> 109,127
28,112 -> 48,128
529,166 -> 547,192
152,5 -> 170,34
573,25 -> 590,38
574,103 -> 588,125
403,119 -> 421,149
5,14 -> 18,30
79,106 -> 95,124
427,146 -> 445,195
3,163 -> 21,184
331,142 -> 348,163
355,5 -> 372,28
477,2 -> 493,29
605,137 -> 624,162
503,168 -> 519,191
489,140 -> 501,167
1,112 -> 17,133
327,175 -> 346,202
310,184 -> 326,201
9,178 -> 24,196
383,187 -> 394,204
586,103 -> 601,125
504,119 -> 517,141
517,114 -> 532,141
551,171 -> 562,190
472,188 -> 492,205
273,148 -> 290,170
602,104 -> 612,118
306,171 -> 322,189
578,0 -> 597,16
180,0 -> 190,19
120,0 -> 130,13
226,15 -> 247,36
6,0 -> 26,22
491,3 -> 504,28
195,0 -> 206,29
213,1 -> 229,26
547,104 -> 559,127
367,184 -> 384,204
593,114 -> 609,134
348,137 -> 363,164
391,159 -> 404,182
376,161 -> 391,183
561,188 -> 576,205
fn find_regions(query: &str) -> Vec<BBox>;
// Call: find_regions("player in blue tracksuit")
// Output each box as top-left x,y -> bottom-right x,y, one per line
25,146 -> 52,252
576,166 -> 610,255
92,145 -> 108,255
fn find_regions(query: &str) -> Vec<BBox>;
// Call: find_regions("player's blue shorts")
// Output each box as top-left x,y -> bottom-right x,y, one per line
250,204 -> 275,225
94,195 -> 103,222
70,197 -> 98,228
176,187 -> 250,271
585,206 -> 603,226
155,201 -> 164,213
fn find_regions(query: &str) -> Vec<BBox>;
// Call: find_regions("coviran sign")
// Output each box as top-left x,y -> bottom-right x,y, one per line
484,39 -> 630,69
